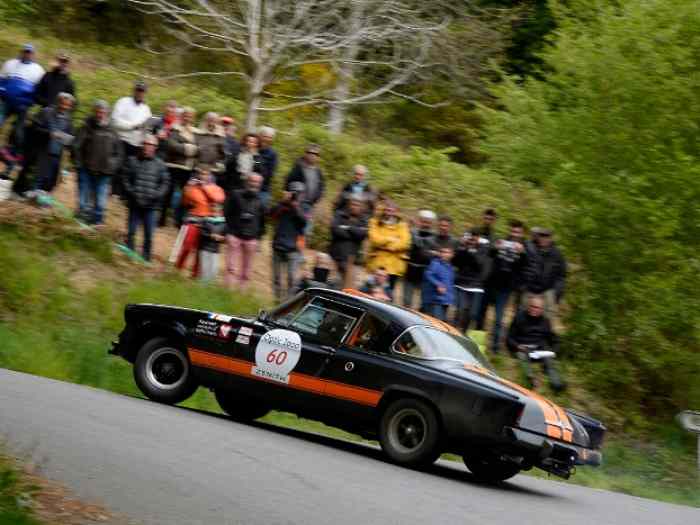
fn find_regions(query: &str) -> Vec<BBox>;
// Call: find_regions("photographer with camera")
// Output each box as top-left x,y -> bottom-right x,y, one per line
224,173 -> 266,290
452,228 -> 491,332
269,182 -> 308,302
507,295 -> 566,391
481,219 -> 528,353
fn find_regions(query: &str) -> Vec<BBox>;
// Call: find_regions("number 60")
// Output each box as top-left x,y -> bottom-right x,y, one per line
266,349 -> 288,365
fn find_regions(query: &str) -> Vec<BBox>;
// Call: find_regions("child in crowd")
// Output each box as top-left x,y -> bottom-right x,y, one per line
360,267 -> 393,301
198,207 -> 226,282
422,246 -> 455,321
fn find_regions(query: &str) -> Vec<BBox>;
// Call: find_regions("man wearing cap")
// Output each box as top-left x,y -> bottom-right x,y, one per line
111,81 -> 153,177
0,44 -> 45,169
35,52 -> 76,108
523,228 -> 567,321
285,144 -> 325,231
74,100 -> 123,224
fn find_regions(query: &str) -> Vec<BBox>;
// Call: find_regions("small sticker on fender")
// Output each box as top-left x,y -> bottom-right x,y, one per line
235,334 -> 250,345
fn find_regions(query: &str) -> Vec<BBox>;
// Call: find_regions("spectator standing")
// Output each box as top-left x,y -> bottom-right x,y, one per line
434,216 -> 458,251
32,92 -> 75,193
163,107 -> 198,227
482,219 -> 527,353
111,81 -> 152,197
269,182 -> 307,302
226,132 -> 265,194
258,126 -> 278,208
452,228 -> 491,332
329,196 -> 369,286
74,100 -> 123,224
122,135 -> 169,262
366,202 -> 411,293
403,210 -> 437,309
506,295 -> 565,391
198,214 -> 226,282
150,100 -> 179,159
220,116 -> 239,168
0,44 -> 45,171
477,208 -> 497,246
333,165 -> 375,214
35,52 -> 75,108
224,173 -> 266,289
196,112 -> 226,177
523,229 -> 567,320
174,165 -> 226,278
422,246 -> 455,321
285,144 -> 325,231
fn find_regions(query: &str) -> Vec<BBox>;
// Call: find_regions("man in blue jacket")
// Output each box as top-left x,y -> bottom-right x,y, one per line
422,246 -> 455,321
0,44 -> 45,170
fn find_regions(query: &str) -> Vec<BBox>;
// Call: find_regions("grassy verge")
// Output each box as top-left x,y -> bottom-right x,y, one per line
0,455 -> 40,525
0,217 -> 698,508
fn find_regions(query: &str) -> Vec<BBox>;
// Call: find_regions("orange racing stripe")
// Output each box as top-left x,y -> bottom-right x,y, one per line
189,348 -> 382,407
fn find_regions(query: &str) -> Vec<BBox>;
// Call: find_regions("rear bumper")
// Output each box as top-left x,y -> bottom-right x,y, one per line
504,426 -> 602,476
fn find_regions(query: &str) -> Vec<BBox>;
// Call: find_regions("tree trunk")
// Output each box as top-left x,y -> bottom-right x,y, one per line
327,75 -> 350,134
245,94 -> 260,132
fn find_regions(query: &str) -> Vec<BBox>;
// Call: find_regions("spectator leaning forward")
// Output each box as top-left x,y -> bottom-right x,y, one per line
74,99 -> 123,225
122,135 -> 169,262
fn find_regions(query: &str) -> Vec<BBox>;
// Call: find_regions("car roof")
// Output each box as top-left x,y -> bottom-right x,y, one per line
305,288 -> 453,332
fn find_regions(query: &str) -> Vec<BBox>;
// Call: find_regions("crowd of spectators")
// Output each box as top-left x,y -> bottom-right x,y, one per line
0,44 -> 569,373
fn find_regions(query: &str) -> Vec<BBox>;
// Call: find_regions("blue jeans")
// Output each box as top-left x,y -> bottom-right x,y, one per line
425,303 -> 448,321
454,288 -> 484,332
127,207 -> 156,261
485,288 -> 512,352
78,170 -> 111,224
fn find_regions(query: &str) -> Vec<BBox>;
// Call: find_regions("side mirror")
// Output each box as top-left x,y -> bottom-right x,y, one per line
258,309 -> 269,322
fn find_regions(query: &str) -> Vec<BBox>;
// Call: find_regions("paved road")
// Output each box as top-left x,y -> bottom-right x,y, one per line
0,369 -> 697,525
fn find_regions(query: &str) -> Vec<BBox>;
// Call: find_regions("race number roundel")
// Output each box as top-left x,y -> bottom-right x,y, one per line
251,329 -> 302,384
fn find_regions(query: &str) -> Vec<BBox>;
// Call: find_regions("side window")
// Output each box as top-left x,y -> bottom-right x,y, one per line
289,298 -> 360,346
269,294 -> 309,327
346,314 -> 389,353
393,330 -> 422,357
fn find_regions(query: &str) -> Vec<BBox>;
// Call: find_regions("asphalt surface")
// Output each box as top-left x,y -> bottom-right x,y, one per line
0,369 -> 697,525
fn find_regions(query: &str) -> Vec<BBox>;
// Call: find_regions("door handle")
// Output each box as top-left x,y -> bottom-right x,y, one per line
320,345 -> 337,355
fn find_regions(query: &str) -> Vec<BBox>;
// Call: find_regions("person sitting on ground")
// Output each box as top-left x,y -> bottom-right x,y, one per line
422,246 -> 455,322
269,181 -> 307,302
73,99 -> 123,225
175,165 -> 226,278
122,135 -> 169,262
365,201 -> 411,295
329,195 -> 369,286
506,295 -> 566,392
359,267 -> 393,302
333,164 -> 375,214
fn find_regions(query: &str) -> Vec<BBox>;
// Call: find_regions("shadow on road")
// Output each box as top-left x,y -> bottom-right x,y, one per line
168,402 -> 557,500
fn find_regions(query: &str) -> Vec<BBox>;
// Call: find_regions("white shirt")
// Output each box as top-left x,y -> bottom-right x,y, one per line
0,58 -> 45,84
111,96 -> 152,147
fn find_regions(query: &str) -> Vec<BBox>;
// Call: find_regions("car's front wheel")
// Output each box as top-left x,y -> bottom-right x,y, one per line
133,337 -> 198,404
214,389 -> 270,422
379,398 -> 442,467
463,453 -> 521,483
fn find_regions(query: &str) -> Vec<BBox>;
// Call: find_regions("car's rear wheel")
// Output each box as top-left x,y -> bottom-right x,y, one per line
133,337 -> 198,404
463,453 -> 521,483
379,398 -> 441,467
215,389 -> 270,422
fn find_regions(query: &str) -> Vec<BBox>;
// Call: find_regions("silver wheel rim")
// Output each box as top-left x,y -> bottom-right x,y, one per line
388,408 -> 427,454
145,347 -> 189,391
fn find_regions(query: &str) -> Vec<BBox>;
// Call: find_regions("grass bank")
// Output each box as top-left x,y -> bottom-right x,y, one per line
0,455 -> 39,525
0,215 -> 698,507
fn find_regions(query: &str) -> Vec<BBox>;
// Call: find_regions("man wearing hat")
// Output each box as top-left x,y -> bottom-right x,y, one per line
284,144 -> 325,234
0,44 -> 45,171
111,80 -> 153,195
523,228 -> 567,321
35,51 -> 76,108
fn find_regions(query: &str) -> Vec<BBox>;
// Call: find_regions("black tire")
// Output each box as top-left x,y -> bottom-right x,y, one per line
379,398 -> 442,467
463,454 -> 521,483
215,389 -> 270,422
133,337 -> 198,404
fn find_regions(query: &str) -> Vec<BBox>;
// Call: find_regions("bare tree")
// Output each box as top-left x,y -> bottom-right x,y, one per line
130,0 -> 453,131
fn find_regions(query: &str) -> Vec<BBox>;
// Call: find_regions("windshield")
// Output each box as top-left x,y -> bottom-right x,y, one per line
392,326 -> 491,369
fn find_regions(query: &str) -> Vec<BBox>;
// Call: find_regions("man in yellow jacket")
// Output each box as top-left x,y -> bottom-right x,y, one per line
366,202 -> 411,294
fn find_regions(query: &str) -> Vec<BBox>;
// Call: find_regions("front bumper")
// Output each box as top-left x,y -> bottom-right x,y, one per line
504,426 -> 602,477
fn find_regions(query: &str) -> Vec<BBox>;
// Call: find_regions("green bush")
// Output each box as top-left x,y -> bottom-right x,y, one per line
480,0 -> 700,420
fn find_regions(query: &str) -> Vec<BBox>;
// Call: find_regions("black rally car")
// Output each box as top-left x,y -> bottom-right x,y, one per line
110,288 -> 605,482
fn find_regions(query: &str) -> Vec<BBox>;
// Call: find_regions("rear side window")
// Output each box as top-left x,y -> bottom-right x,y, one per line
346,314 -> 389,353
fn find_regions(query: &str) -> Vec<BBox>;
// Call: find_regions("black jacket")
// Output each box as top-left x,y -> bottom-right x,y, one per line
224,150 -> 268,194
329,210 -> 368,263
333,181 -> 375,214
405,229 -> 437,283
74,116 -> 123,175
525,244 -> 567,300
123,155 -> 170,210
199,218 -> 226,253
270,201 -> 307,253
434,233 -> 458,251
486,238 -> 527,291
453,244 -> 491,288
224,189 -> 266,240
285,159 -> 325,205
259,146 -> 278,193
35,69 -> 76,108
506,311 -> 559,353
